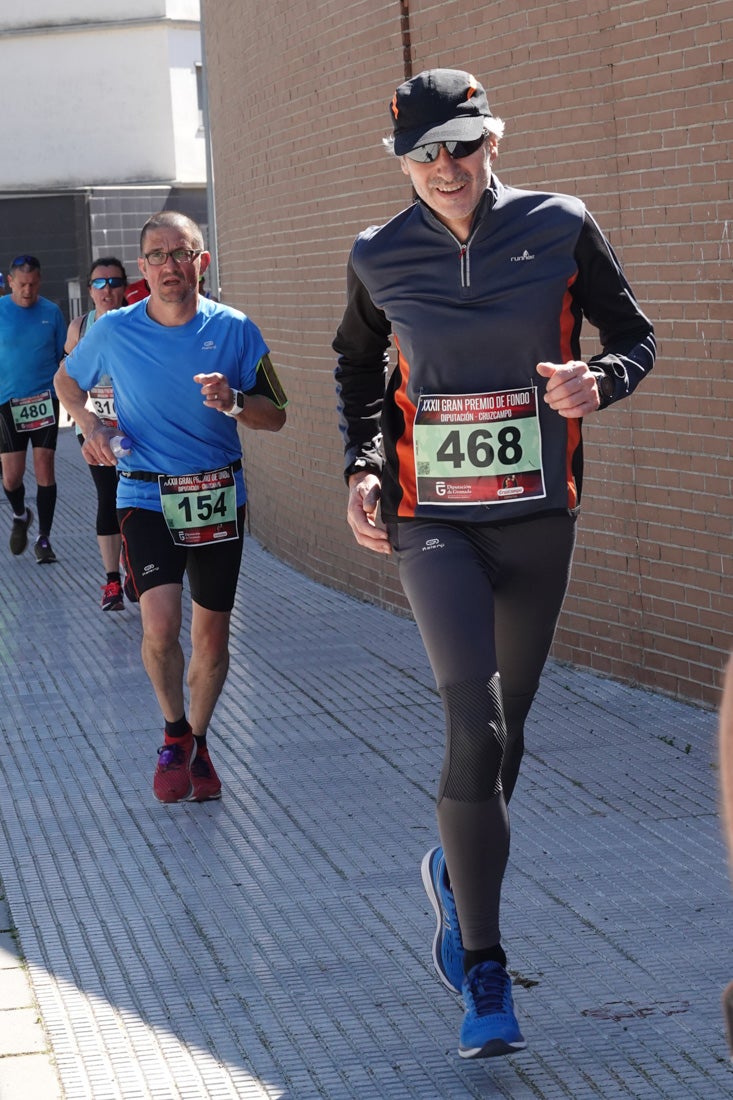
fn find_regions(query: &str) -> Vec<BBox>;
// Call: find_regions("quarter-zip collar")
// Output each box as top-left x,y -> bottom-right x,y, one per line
417,181 -> 499,287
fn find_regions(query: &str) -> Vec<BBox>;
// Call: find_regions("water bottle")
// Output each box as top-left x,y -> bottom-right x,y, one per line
110,434 -> 132,458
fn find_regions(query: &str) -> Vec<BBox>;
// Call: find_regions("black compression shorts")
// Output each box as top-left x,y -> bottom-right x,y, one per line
118,505 -> 246,612
0,397 -> 60,453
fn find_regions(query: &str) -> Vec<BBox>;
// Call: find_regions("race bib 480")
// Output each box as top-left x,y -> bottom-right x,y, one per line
11,390 -> 55,432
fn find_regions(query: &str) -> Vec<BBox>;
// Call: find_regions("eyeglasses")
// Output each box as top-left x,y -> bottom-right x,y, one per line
11,254 -> 41,270
143,248 -> 202,266
404,135 -> 486,163
90,276 -> 126,290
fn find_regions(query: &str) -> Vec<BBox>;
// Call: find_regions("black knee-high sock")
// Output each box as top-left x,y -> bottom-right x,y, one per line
36,483 -> 57,536
4,485 -> 26,518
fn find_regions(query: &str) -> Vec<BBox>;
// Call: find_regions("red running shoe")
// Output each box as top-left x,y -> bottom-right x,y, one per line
101,580 -> 124,611
153,732 -> 194,803
190,742 -> 222,801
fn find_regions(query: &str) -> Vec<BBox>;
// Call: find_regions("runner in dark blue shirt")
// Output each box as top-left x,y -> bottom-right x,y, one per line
334,68 -> 655,1061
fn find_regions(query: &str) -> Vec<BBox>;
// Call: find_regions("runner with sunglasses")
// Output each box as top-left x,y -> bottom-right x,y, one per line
64,257 -> 129,610
0,254 -> 66,563
55,211 -> 287,804
334,69 -> 655,1059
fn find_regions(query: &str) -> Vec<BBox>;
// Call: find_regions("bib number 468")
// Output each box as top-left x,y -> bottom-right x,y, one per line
436,425 -> 524,469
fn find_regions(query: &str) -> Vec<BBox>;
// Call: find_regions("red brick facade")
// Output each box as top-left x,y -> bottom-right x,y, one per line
202,0 -> 732,707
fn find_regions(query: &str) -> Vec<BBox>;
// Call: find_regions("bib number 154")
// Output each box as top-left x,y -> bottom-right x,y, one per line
177,491 -> 228,524
158,466 -> 238,545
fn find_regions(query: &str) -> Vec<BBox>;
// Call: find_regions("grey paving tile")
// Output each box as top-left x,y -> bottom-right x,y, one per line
0,968 -> 34,1011
0,1007 -> 47,1056
0,427 -> 730,1098
0,1053 -> 61,1100
0,931 -> 21,968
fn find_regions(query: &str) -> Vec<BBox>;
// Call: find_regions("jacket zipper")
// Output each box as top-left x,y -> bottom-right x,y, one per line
447,228 -> 477,287
459,243 -> 470,287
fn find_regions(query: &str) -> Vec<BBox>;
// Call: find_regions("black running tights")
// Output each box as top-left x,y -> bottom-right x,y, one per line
389,514 -> 576,952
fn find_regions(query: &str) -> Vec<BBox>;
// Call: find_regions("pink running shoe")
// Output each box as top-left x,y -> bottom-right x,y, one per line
190,742 -> 222,801
153,732 -> 194,803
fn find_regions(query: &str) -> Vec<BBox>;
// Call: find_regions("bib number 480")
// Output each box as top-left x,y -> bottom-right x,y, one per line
436,425 -> 523,469
20,401 -> 48,420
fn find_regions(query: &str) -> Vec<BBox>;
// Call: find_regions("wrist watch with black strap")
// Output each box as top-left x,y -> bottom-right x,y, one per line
594,371 -> 615,403
344,457 -> 381,482
224,389 -> 246,417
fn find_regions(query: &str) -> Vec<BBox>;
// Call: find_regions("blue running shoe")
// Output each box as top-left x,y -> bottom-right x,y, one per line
459,960 -> 526,1059
420,846 -> 464,994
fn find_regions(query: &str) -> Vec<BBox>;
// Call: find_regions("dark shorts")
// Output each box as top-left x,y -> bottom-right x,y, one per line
0,397 -> 60,454
118,505 -> 246,612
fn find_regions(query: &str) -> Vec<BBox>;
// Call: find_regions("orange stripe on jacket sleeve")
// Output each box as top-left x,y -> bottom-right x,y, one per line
392,336 -> 418,516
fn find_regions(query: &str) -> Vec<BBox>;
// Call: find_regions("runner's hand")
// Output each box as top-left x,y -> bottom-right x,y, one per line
536,360 -> 600,418
194,372 -> 233,412
82,423 -> 118,466
347,472 -> 391,555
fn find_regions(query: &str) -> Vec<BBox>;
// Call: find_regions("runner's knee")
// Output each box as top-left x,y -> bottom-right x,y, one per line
438,673 -> 507,802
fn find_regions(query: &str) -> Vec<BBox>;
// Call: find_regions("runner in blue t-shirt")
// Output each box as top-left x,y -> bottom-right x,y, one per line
0,254 -> 66,563
55,211 -> 288,805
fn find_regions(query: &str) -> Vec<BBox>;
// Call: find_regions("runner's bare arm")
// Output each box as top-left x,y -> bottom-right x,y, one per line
53,363 -> 116,464
194,365 -> 287,432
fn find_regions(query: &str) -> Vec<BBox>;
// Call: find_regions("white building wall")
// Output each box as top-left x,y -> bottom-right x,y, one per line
3,1 -> 199,29
0,5 -> 204,188
168,28 -> 207,183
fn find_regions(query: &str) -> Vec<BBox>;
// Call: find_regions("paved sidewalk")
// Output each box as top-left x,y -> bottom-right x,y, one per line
0,427 -> 731,1099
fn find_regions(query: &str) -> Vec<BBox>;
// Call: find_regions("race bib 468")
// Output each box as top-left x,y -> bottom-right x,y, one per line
413,386 -> 546,505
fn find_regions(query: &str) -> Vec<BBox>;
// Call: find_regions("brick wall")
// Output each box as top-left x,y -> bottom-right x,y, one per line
202,0 -> 732,707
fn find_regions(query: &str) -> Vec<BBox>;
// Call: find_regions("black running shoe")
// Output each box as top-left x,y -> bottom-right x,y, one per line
34,535 -> 57,564
9,508 -> 33,555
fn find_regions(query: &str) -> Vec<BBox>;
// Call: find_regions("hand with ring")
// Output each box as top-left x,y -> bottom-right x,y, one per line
194,372 -> 233,412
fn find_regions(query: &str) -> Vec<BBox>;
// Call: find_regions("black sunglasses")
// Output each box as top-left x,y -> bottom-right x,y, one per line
90,276 -> 126,290
404,135 -> 486,163
11,254 -> 41,270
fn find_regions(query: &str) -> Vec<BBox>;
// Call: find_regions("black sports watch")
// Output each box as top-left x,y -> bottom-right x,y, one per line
224,389 -> 246,417
595,372 -> 615,402
344,457 -> 380,482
